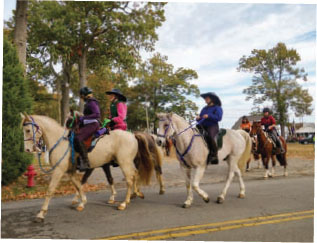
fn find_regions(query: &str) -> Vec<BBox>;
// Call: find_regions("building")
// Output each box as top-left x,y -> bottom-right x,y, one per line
295,123 -> 315,138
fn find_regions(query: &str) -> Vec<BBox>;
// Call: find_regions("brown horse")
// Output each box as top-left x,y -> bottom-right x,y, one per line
250,121 -> 288,178
246,135 -> 262,171
164,138 -> 173,156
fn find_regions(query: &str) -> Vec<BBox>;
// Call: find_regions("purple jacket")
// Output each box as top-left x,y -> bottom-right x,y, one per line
82,98 -> 100,123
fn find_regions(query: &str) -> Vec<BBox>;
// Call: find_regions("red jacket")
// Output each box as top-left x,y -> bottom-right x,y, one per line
261,115 -> 276,131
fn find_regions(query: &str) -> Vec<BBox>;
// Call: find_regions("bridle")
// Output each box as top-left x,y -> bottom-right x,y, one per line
157,116 -> 205,168
23,116 -> 44,151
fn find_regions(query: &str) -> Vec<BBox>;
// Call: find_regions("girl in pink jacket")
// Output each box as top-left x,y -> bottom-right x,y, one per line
106,89 -> 127,131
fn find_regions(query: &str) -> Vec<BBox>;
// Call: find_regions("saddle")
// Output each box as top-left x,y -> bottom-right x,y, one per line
83,127 -> 109,152
198,127 -> 227,151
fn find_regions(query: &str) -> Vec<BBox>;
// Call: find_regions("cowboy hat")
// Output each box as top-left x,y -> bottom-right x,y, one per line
105,88 -> 127,102
200,92 -> 222,106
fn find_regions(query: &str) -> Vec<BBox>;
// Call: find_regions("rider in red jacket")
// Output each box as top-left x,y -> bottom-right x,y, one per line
261,108 -> 285,153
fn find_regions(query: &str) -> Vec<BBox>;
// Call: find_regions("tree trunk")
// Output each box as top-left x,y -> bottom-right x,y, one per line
78,48 -> 87,112
280,123 -> 285,138
13,0 -> 28,70
60,63 -> 71,124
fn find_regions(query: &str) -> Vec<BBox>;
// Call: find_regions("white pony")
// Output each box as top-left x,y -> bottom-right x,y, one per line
156,113 -> 252,207
21,113 -> 154,222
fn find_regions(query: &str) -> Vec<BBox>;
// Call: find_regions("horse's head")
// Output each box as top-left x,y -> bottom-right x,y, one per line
156,112 -> 175,146
21,112 -> 43,153
250,121 -> 262,137
65,110 -> 82,130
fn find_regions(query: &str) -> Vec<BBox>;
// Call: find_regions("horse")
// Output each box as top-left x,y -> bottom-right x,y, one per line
71,132 -> 165,205
21,113 -> 155,222
156,113 -> 252,207
250,121 -> 287,178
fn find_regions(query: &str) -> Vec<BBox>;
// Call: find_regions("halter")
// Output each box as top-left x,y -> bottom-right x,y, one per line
157,116 -> 205,168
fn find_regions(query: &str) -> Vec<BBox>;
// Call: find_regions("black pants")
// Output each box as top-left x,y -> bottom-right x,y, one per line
204,124 -> 219,157
268,129 -> 282,149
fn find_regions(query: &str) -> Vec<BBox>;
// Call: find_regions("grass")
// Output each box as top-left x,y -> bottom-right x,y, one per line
286,143 -> 315,160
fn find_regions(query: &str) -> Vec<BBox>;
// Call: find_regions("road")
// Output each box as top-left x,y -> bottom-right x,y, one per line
1,175 -> 314,241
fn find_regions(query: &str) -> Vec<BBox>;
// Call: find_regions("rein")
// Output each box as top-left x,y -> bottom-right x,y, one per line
158,117 -> 205,168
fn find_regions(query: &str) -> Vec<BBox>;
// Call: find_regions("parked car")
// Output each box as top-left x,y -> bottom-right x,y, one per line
299,135 -> 315,144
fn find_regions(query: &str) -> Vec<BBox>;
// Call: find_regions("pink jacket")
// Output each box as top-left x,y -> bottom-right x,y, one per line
110,102 -> 127,130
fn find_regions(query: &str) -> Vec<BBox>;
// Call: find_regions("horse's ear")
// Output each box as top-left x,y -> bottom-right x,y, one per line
20,113 -> 25,120
70,109 -> 74,116
167,112 -> 173,119
23,112 -> 31,121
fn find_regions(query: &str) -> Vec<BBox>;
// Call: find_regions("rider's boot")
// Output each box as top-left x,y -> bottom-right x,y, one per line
77,141 -> 90,172
276,138 -> 285,154
205,135 -> 219,164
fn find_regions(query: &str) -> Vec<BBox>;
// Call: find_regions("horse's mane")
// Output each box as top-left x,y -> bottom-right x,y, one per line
32,115 -> 63,129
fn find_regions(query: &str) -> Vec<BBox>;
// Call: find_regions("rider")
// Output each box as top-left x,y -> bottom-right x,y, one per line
196,92 -> 223,164
105,88 -> 127,131
240,116 -> 251,133
261,108 -> 285,153
75,87 -> 101,171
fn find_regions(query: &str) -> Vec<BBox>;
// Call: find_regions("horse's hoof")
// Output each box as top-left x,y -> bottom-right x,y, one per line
71,200 -> 79,205
117,204 -> 126,211
182,203 -> 191,209
34,217 -> 44,223
284,172 -> 288,177
203,197 -> 210,203
138,193 -> 145,199
108,199 -> 115,204
159,190 -> 165,195
238,193 -> 245,199
217,197 -> 224,204
76,206 -> 84,212
130,193 -> 137,199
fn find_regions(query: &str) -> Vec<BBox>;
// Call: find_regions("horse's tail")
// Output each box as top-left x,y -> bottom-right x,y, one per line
134,133 -> 154,185
276,136 -> 287,166
152,140 -> 163,175
237,130 -> 252,173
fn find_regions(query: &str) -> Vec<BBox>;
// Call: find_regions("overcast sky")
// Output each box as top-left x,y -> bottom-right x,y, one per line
3,1 -> 316,128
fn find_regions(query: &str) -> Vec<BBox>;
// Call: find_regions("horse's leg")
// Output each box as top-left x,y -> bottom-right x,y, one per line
117,161 -> 135,211
192,165 -> 209,203
234,164 -> 246,199
131,171 -> 144,199
217,158 -> 237,204
70,168 -> 94,205
69,172 -> 87,211
270,155 -> 276,177
102,164 -> 117,204
35,168 -> 65,222
181,165 -> 193,208
246,158 -> 251,172
156,169 -> 165,195
263,156 -> 269,178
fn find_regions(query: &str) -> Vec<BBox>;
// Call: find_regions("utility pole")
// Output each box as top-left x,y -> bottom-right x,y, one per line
145,101 -> 150,133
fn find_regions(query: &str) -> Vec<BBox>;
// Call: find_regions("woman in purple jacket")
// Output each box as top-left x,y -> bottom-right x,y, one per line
196,92 -> 223,164
75,87 -> 101,171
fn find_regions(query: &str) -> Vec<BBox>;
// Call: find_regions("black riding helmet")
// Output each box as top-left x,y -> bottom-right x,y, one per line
263,107 -> 270,113
79,87 -> 93,97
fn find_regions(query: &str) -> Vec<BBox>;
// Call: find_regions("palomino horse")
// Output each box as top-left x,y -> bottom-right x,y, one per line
71,132 -> 165,205
21,113 -> 155,222
156,113 -> 252,207
250,121 -> 287,178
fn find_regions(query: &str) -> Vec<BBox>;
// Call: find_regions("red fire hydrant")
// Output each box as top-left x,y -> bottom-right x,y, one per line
24,165 -> 37,188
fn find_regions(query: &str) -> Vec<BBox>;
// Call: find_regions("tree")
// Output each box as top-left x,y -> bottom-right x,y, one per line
2,36 -> 33,185
13,0 -> 28,69
237,42 -> 313,137
25,1 -> 166,122
128,53 -> 200,132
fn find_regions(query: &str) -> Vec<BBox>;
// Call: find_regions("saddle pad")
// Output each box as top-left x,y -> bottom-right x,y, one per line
216,128 -> 227,150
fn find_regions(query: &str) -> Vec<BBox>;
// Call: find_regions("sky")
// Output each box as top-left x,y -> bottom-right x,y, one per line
3,1 -> 316,128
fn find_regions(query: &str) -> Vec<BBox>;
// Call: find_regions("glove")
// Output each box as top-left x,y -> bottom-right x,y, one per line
109,120 -> 116,128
